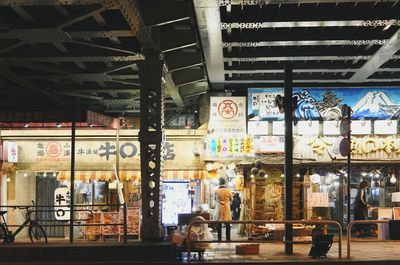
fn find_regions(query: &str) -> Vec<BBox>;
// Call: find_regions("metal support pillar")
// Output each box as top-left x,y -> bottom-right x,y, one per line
138,58 -> 164,242
69,121 -> 76,243
346,106 -> 352,224
284,65 -> 293,255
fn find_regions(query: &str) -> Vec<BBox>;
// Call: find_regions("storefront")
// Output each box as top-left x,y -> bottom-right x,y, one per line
248,87 -> 400,228
0,128 -> 207,239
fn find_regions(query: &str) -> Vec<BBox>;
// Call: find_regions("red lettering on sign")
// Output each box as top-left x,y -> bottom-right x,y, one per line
46,142 -> 62,157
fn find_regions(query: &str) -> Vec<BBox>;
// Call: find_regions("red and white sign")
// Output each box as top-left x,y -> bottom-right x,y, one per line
253,136 -> 284,154
2,141 -> 18,163
209,97 -> 246,134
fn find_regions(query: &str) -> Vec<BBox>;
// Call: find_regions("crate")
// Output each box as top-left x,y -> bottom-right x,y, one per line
235,244 -> 260,255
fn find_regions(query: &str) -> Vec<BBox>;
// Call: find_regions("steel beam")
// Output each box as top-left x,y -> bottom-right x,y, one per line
58,92 -> 103,100
224,55 -> 375,62
0,65 -> 63,106
221,20 -> 400,29
0,55 -> 144,63
99,98 -> 136,106
194,0 -> 225,83
11,6 -> 36,22
222,39 -> 386,48
24,73 -> 139,81
350,28 -> 400,81
224,78 -> 400,83
0,0 -> 107,6
57,6 -> 107,29
163,66 -> 184,108
225,68 -> 400,74
219,0 -> 399,5
117,0 -> 152,44
0,29 -> 134,40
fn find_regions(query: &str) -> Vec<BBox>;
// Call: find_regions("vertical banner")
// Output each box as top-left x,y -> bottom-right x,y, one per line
208,97 -> 246,134
3,141 -> 18,163
54,187 -> 71,221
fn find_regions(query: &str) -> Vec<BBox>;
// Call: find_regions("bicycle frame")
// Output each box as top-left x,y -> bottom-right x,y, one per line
0,209 -> 35,238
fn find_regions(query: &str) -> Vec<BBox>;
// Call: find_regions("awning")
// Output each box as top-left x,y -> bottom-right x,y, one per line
162,170 -> 207,180
56,170 -> 207,182
57,171 -> 116,181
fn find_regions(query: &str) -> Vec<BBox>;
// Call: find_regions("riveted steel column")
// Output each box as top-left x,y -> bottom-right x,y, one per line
138,58 -> 164,242
284,65 -> 293,255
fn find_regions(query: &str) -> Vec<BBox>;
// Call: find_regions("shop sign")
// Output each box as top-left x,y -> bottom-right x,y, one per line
300,135 -> 400,160
32,141 -> 175,163
249,87 -> 400,121
208,97 -> 246,134
204,135 -> 253,158
2,141 -> 18,163
248,88 -> 284,120
54,187 -> 71,221
0,109 -> 86,122
253,136 -> 284,154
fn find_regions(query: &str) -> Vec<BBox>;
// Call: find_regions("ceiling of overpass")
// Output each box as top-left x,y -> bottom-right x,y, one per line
1,0 -> 400,122
194,0 -> 400,92
0,0 -> 207,119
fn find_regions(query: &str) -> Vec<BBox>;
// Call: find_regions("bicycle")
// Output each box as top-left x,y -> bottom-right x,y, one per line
0,201 -> 47,243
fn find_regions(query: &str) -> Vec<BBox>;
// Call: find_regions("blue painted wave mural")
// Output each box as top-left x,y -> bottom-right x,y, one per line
248,87 -> 400,121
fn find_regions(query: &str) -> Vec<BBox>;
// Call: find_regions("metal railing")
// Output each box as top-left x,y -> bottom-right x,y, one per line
185,219 -> 343,262
347,219 -> 398,259
0,203 -> 129,243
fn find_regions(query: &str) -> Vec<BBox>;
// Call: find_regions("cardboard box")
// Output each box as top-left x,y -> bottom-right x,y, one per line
235,244 -> 260,255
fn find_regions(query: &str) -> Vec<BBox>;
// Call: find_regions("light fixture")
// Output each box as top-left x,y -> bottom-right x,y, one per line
390,174 -> 397,184
296,173 -> 301,178
361,172 -> 367,177
89,123 -> 94,128
24,123 -> 29,128
56,123 -> 62,128
228,162 -> 236,170
6,177 -> 11,182
264,174 -> 269,179
205,163 -> 213,172
52,172 -> 57,178
23,173 -> 28,178
280,174 -> 284,178
43,172 -> 47,178
310,173 -> 321,184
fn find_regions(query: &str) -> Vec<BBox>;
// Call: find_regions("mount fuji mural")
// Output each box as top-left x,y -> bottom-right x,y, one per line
352,91 -> 393,119
248,88 -> 400,121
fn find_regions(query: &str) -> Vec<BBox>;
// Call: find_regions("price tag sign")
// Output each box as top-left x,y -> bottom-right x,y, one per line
54,187 -> 71,221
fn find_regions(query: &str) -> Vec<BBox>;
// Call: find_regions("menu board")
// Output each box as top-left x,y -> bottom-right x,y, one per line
102,212 -> 119,235
162,181 -> 191,225
86,212 -> 101,235
307,192 -> 329,208
120,207 -> 140,235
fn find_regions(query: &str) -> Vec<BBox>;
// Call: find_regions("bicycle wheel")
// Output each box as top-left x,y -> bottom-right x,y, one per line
0,224 -> 7,243
29,223 -> 47,243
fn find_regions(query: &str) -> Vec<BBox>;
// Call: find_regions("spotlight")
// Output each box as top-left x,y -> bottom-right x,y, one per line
43,172 -> 47,178
56,123 -> 62,128
24,123 -> 29,128
23,173 -> 28,178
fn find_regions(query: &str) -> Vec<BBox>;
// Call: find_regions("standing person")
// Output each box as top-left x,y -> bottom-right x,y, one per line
214,177 -> 233,241
354,180 -> 369,237
231,192 -> 241,221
